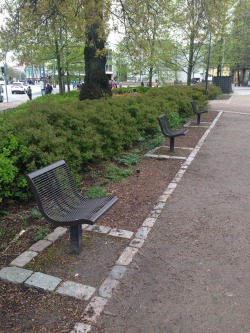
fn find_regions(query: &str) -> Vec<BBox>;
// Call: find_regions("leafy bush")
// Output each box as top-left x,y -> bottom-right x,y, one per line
0,85 -> 213,202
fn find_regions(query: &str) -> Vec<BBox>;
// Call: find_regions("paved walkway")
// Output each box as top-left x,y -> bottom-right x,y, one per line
93,92 -> 250,332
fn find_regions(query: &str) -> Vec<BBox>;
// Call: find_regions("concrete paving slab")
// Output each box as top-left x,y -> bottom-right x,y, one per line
56,281 -> 95,300
108,265 -> 127,280
70,323 -> 92,333
10,251 -> 38,267
47,227 -> 67,242
28,239 -> 52,252
108,229 -> 133,239
24,272 -> 62,291
0,266 -> 33,284
83,296 -> 108,323
116,247 -> 138,266
99,278 -> 119,299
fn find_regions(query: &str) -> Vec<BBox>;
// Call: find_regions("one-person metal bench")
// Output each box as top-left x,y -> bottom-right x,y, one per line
190,101 -> 208,125
26,160 -> 118,254
157,114 -> 189,152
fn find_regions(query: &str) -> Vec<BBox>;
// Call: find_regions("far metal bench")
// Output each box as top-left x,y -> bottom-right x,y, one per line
157,114 -> 189,152
190,101 -> 208,125
26,160 -> 118,253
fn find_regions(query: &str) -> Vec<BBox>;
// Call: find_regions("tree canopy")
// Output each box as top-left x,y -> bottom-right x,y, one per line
0,0 -> 247,94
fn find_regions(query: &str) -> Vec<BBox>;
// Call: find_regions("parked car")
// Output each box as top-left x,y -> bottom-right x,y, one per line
11,82 -> 27,94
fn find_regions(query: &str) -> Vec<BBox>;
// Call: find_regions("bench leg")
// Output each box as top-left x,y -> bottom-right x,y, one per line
197,114 -> 201,125
70,224 -> 83,254
169,137 -> 175,152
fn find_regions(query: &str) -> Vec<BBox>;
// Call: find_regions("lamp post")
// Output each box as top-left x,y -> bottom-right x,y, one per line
205,30 -> 212,96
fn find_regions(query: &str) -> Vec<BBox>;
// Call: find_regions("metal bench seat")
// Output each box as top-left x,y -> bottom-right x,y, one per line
26,160 -> 118,253
157,114 -> 189,152
190,101 -> 208,125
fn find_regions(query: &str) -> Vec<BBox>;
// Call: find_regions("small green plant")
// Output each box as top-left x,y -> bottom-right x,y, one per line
105,164 -> 132,182
21,218 -> 29,228
117,153 -> 141,166
83,233 -> 91,247
139,133 -> 165,153
31,209 -> 42,219
0,227 -> 4,237
34,227 -> 49,241
85,186 -> 110,199
0,210 -> 9,216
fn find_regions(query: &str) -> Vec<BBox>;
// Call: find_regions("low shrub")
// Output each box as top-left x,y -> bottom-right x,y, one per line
0,85 -> 213,203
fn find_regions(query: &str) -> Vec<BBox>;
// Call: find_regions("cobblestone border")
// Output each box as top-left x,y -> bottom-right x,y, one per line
0,111 -> 223,333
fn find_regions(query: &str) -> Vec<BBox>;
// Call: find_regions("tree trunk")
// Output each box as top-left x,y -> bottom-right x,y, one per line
55,39 -> 63,95
148,67 -> 153,87
67,70 -> 70,92
187,34 -> 195,86
79,1 -> 111,100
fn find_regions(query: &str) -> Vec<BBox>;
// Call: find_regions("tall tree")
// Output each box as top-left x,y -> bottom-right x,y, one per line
2,0 -> 85,94
113,0 -> 172,86
172,0 -> 235,85
225,0 -> 250,85
79,0 -> 112,100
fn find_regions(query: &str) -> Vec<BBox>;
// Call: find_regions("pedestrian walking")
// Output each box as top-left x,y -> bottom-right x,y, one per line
45,83 -> 53,94
27,86 -> 32,100
40,80 -> 45,96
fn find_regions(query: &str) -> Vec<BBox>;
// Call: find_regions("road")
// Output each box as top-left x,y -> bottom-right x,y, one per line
0,83 -> 60,103
0,83 -> 64,111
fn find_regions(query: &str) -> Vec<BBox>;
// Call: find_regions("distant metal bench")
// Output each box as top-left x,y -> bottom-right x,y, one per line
157,114 -> 189,152
190,101 -> 208,125
26,160 -> 118,253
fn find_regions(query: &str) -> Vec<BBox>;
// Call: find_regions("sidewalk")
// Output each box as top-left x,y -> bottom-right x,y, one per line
0,100 -> 25,111
93,94 -> 250,332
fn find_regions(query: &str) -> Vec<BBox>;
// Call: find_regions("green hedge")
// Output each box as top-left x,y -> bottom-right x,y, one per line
0,85 -> 220,203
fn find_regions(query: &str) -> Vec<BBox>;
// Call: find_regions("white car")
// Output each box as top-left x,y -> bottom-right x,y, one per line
11,82 -> 27,94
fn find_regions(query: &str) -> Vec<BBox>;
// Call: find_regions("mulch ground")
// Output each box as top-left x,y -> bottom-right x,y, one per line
0,111 -> 219,333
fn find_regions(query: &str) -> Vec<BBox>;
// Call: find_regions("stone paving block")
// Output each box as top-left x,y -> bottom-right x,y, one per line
10,251 -> 38,267
149,210 -> 161,218
70,323 -> 92,333
28,239 -> 52,252
0,266 -> 33,284
142,217 -> 157,228
56,281 -> 95,300
169,156 -> 186,160
83,296 -> 108,323
116,247 -> 138,266
129,238 -> 145,249
163,188 -> 174,195
99,278 -> 119,298
47,227 -> 67,242
25,272 -> 62,291
109,265 -> 127,280
158,194 -> 169,203
86,225 -> 111,234
109,229 -> 133,239
135,227 -> 151,240
153,202 -> 165,210
157,155 -> 170,159
168,182 -> 178,190
85,225 -> 96,231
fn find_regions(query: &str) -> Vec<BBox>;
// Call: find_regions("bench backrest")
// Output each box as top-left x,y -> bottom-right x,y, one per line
157,114 -> 173,136
191,101 -> 198,114
26,160 -> 85,224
